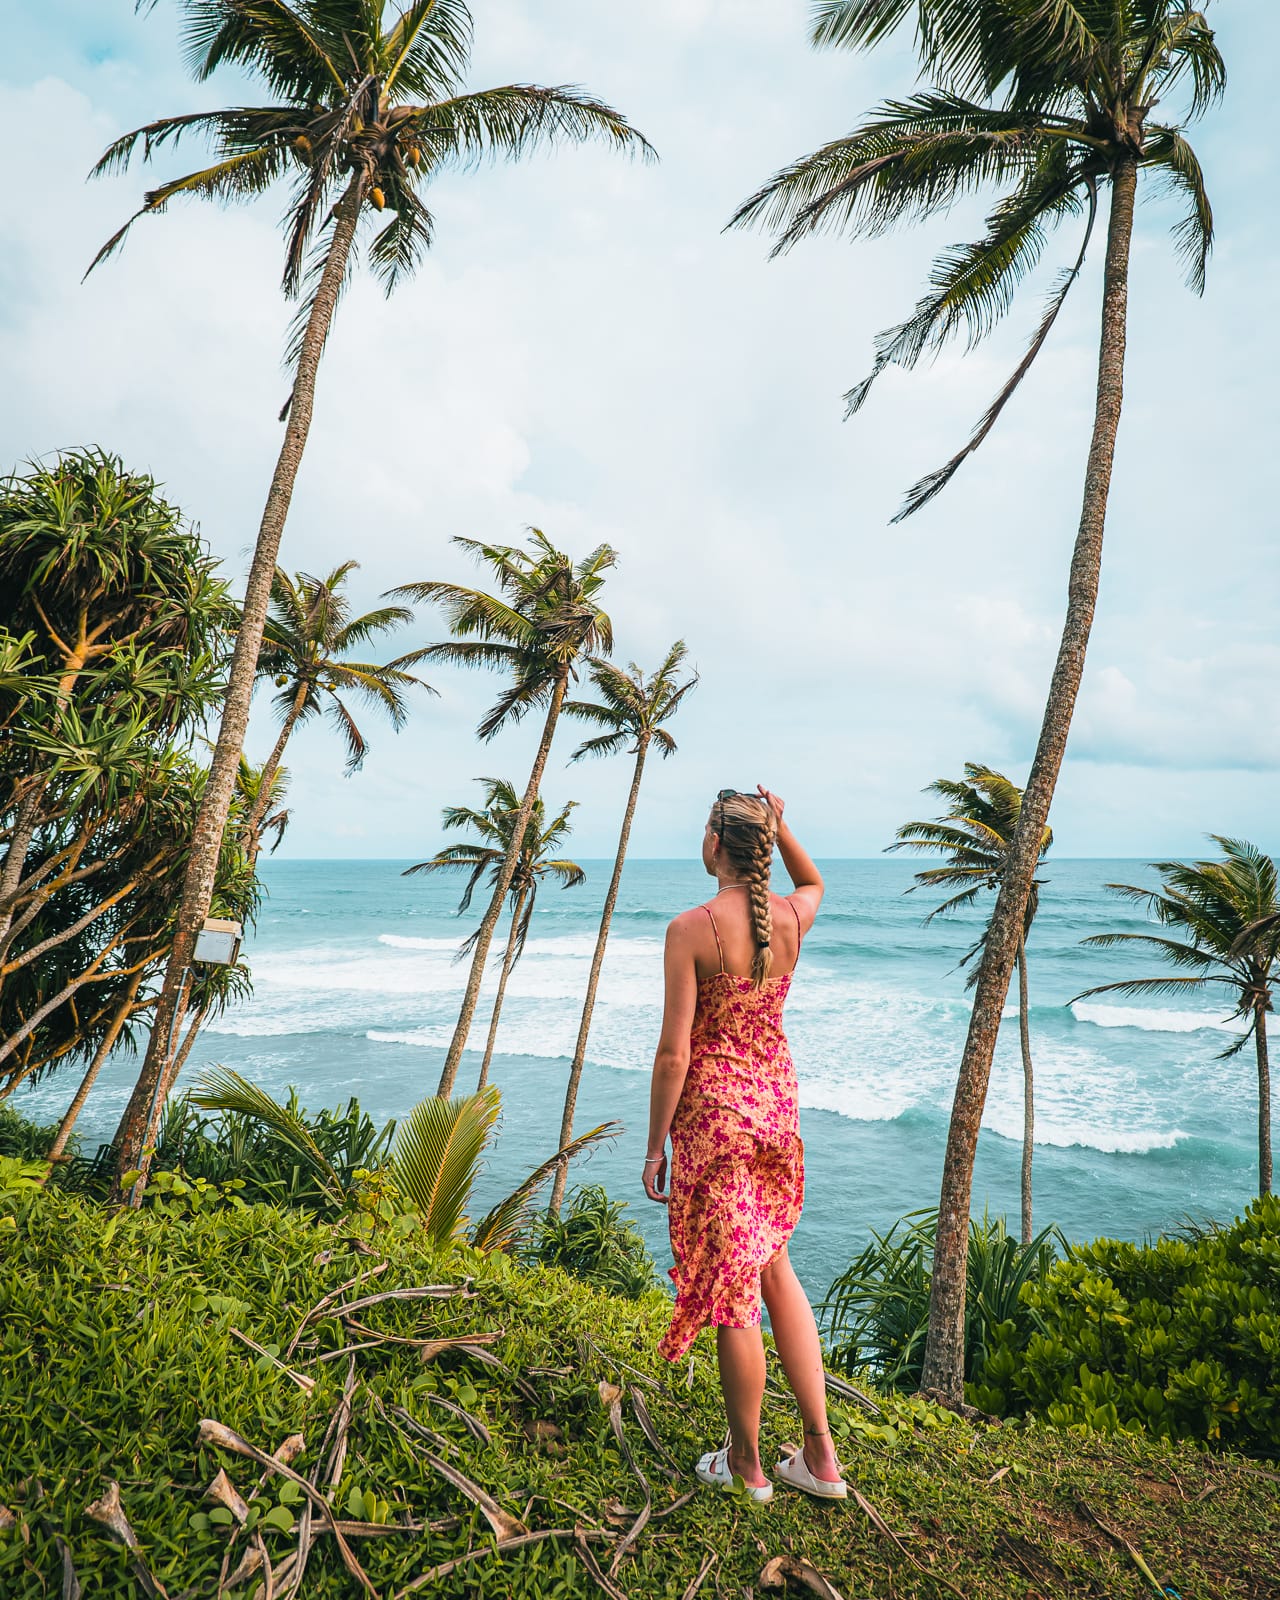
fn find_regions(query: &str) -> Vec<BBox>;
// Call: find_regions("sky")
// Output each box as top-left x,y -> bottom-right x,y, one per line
3,2 -> 1276,861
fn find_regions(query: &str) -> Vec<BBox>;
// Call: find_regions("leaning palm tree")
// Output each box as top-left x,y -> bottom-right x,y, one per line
393,532 -> 615,1095
247,561 -> 432,849
407,779 -> 584,1091
731,0 -> 1224,1400
1074,837 -> 1277,1197
547,642 -> 697,1214
888,765 -> 1051,1245
90,0 -> 651,1187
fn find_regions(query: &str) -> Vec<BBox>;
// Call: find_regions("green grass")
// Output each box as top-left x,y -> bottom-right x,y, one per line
3,1193 -> 1278,1599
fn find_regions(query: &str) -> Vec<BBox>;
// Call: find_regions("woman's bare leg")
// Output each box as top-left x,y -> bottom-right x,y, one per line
715,1326 -> 770,1487
760,1248 -> 841,1479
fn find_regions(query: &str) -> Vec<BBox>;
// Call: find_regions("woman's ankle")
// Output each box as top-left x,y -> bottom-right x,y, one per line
801,1427 -> 840,1479
726,1444 -> 768,1487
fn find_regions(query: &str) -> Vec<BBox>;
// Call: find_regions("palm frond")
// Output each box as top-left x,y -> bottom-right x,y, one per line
1144,123 -> 1213,293
392,1086 -> 502,1245
188,1066 -> 343,1201
469,1121 -> 619,1252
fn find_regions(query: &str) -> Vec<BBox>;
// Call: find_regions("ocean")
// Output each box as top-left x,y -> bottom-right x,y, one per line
18,858 -> 1269,1303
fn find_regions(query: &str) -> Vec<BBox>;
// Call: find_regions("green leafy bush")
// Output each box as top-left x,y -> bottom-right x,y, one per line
523,1183 -> 661,1300
821,1209 -> 1062,1391
0,1104 -> 58,1161
969,1196 -> 1280,1456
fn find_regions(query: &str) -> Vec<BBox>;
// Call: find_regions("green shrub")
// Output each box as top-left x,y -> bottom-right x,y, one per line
523,1183 -> 661,1300
0,1103 -> 59,1161
969,1195 -> 1280,1456
821,1209 -> 1062,1391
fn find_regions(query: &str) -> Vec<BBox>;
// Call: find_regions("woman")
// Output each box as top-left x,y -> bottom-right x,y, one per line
642,786 -> 846,1503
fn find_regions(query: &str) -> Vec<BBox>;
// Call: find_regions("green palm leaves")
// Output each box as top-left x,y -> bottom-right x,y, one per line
190,1068 -> 617,1248
258,560 -> 433,773
1075,838 -> 1278,1194
395,533 -> 617,741
731,0 -> 1222,517
890,763 -> 1051,947
89,1 -> 653,303
566,641 -> 698,765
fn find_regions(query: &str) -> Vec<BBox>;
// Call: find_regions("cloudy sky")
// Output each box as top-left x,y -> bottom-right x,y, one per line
4,2 -> 1276,860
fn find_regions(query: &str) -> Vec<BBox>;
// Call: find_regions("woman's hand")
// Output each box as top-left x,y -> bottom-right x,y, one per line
642,1149 -> 669,1205
757,785 -> 785,825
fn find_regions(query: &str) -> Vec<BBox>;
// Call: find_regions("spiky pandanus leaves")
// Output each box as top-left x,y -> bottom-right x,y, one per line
1074,838 -> 1277,1199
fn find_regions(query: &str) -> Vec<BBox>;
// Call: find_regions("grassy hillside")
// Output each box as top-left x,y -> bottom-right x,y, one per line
3,1194 -> 1278,1599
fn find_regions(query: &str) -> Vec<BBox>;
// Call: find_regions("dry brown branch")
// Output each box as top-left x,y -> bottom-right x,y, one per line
283,1260 -> 389,1358
759,1553 -> 848,1600
230,1327 -> 316,1392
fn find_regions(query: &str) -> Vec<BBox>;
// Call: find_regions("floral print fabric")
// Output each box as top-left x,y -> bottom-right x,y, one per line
658,960 -> 805,1362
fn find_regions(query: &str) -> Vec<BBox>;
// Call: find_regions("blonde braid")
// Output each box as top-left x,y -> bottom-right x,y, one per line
746,818 -> 776,987
711,794 -> 777,988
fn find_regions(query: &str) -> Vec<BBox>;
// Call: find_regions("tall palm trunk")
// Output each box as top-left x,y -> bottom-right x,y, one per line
244,680 -> 309,852
437,667 -> 570,1096
110,172 -> 366,1195
548,739 -> 647,1216
476,886 -> 528,1092
1016,931 -> 1033,1245
47,971 -> 144,1161
919,159 -> 1137,1401
1256,991 -> 1272,1196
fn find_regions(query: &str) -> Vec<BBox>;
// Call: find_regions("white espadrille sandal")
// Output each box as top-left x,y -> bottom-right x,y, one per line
776,1447 -> 849,1500
695,1447 -> 774,1503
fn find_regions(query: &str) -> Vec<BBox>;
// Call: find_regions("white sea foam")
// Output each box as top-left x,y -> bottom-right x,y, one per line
1072,1001 -> 1244,1035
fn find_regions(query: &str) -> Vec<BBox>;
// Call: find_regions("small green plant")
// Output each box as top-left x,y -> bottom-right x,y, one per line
970,1195 -> 1280,1456
523,1183 -> 660,1300
0,1156 -> 48,1227
821,1209 -> 1062,1391
0,1105 -> 58,1161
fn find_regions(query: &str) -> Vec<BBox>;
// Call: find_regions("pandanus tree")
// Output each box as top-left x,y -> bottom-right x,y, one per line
548,641 -> 697,1215
247,561 -> 432,852
407,779 -> 584,1091
1075,838 -> 1277,1197
889,764 -> 1052,1244
89,0 -> 651,1189
393,532 -> 615,1095
732,0 -> 1225,1399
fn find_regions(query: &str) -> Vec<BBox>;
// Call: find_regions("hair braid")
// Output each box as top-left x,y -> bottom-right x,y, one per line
710,794 -> 777,988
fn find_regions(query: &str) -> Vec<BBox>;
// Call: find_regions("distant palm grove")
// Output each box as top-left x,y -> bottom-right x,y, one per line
5,13 -> 1279,1579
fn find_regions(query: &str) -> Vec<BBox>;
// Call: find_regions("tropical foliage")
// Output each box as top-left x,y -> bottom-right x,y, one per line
549,642 -> 697,1213
889,764 -> 1051,1241
247,561 -> 432,851
524,1182 -> 661,1301
89,0 -> 650,1189
0,451 -> 257,1120
395,532 -> 616,1095
181,1069 -> 616,1248
733,0 -> 1225,1400
1076,838 -> 1278,1195
407,778 -> 584,1089
822,1208 -> 1063,1393
970,1196 -> 1280,1457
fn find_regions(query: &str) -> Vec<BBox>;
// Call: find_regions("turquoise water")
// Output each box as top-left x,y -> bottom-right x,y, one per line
20,858 -> 1270,1302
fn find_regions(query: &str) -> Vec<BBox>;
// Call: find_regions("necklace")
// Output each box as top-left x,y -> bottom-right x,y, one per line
715,881 -> 749,894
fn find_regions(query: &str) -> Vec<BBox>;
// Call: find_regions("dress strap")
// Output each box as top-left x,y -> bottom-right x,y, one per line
788,898 -> 803,947
702,904 -> 726,974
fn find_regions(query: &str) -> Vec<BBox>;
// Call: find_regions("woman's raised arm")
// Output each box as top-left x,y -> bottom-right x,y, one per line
759,787 -> 823,931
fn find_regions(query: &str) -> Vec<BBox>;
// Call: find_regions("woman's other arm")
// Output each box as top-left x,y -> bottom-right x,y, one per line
759,786 -> 823,932
642,913 -> 698,1204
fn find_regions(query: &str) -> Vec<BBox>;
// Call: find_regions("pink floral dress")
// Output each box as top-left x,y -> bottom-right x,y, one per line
658,901 -> 805,1362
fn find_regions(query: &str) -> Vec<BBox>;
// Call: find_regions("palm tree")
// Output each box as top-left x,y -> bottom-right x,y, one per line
1074,837 -> 1277,1197
731,0 -> 1224,1400
246,561 -> 432,851
547,642 -> 697,1215
89,0 -> 651,1188
407,778 -> 584,1090
888,765 -> 1051,1244
393,532 -> 615,1095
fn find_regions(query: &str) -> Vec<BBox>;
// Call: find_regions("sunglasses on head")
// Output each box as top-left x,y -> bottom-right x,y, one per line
713,788 -> 766,829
